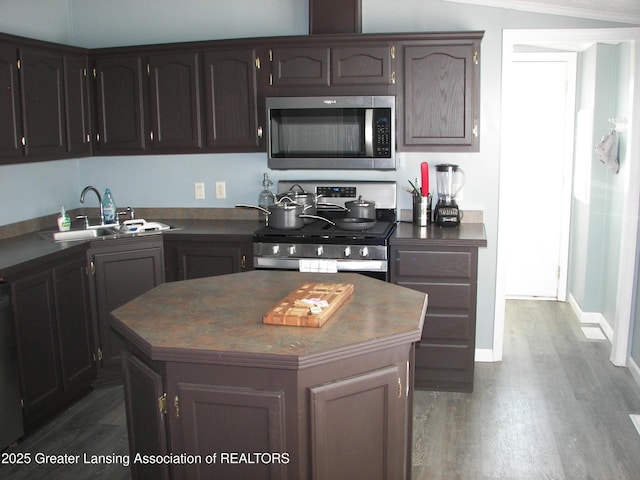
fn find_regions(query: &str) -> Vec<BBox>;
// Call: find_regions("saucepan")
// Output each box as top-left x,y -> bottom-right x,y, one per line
344,195 -> 376,220
236,198 -> 327,230
277,184 -> 348,223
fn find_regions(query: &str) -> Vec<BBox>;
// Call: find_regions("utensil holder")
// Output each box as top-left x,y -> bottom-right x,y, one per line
412,194 -> 432,226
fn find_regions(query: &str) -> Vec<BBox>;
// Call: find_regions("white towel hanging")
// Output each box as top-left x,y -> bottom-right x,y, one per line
595,129 -> 619,174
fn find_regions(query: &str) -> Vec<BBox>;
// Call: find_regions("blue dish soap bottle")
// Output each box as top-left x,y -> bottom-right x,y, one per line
102,188 -> 117,224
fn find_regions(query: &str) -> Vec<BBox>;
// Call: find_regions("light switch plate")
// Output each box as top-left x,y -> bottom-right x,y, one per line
194,182 -> 205,199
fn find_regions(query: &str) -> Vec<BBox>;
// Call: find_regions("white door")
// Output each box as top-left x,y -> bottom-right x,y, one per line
502,52 -> 576,299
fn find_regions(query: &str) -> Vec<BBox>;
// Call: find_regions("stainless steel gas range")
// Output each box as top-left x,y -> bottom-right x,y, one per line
252,181 -> 397,281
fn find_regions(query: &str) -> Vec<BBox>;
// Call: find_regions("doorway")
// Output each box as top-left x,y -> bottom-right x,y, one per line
501,52 -> 576,300
494,28 -> 640,364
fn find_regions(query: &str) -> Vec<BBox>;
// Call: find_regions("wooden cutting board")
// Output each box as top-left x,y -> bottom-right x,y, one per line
263,282 -> 354,327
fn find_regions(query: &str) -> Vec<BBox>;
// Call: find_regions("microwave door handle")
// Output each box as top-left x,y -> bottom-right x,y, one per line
364,108 -> 374,157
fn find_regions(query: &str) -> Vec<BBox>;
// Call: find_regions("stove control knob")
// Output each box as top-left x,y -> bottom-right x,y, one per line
287,245 -> 297,256
271,244 -> 280,255
344,246 -> 351,258
316,246 -> 324,257
359,246 -> 369,258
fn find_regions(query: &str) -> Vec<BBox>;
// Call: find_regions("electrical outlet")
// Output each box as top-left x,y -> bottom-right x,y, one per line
194,182 -> 205,200
215,181 -> 226,199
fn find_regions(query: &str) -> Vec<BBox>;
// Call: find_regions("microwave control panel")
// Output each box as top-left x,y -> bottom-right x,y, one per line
374,109 -> 392,158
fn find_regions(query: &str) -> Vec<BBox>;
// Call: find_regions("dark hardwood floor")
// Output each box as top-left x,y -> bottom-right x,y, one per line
3,300 -> 640,479
412,300 -> 640,480
0,384 -> 130,479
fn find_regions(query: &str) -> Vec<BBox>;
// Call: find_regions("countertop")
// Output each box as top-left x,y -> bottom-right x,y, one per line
391,221 -> 487,247
110,270 -> 428,369
0,219 -> 260,277
0,216 -> 486,278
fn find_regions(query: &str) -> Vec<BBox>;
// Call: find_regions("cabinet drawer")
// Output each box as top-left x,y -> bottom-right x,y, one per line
416,343 -> 470,370
396,281 -> 470,310
395,250 -> 471,279
423,313 -> 469,341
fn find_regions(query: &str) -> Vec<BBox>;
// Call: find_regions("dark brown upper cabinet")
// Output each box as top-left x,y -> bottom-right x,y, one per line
148,52 -> 203,151
270,46 -> 331,87
0,45 -> 22,162
19,48 -> 67,157
331,45 -> 395,86
268,42 -> 396,95
0,35 -> 90,164
399,36 -> 482,152
63,53 -> 92,156
93,55 -> 147,154
203,48 -> 262,151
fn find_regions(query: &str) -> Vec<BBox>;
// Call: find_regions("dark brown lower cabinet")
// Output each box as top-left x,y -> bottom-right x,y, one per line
88,238 -> 164,383
164,237 -> 253,281
8,250 -> 95,431
120,343 -> 412,480
390,230 -> 485,392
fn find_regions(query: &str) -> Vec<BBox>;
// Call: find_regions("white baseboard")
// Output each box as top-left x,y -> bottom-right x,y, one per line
475,348 -> 495,362
567,293 -> 613,342
629,356 -> 640,388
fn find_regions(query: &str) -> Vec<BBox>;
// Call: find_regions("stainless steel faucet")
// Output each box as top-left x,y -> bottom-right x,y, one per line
80,186 -> 104,226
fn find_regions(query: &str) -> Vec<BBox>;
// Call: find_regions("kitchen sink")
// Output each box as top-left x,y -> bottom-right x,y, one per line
39,220 -> 180,243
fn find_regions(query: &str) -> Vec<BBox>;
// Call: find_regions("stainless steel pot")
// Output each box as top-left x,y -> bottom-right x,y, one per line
345,196 -> 376,219
276,184 -> 318,224
236,199 -> 313,230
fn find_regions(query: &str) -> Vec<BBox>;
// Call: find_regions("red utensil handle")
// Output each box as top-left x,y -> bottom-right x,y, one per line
420,162 -> 429,196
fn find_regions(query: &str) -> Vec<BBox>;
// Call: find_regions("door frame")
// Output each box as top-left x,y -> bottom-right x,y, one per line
501,50 -> 576,301
494,28 -> 640,364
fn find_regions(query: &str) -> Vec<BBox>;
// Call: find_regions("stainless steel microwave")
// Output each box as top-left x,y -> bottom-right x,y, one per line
266,96 -> 396,170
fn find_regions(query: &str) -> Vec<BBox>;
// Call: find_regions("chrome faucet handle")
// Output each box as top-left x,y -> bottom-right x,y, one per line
117,207 -> 135,221
76,215 -> 90,229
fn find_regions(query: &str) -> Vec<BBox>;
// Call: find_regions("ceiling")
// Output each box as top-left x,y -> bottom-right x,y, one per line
443,0 -> 640,24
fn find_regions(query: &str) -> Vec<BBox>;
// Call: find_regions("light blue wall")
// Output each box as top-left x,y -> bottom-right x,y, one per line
0,0 -> 627,352
568,43 -> 628,325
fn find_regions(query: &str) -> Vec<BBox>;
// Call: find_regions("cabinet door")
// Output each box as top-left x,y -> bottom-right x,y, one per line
309,364 -> 407,480
19,48 -> 66,157
331,45 -> 394,86
11,270 -> 62,430
148,52 -> 202,151
203,48 -> 261,150
170,381 -> 287,480
402,43 -> 479,151
91,242 -> 164,377
94,55 -> 147,153
121,351 -> 169,480
53,255 -> 96,395
270,46 -> 330,87
175,244 -> 249,280
0,45 -> 22,161
63,53 -> 92,156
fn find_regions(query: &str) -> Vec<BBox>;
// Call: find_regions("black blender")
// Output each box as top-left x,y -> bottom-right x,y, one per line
434,164 -> 465,227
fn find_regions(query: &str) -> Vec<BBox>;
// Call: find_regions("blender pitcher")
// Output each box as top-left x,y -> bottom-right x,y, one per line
435,164 -> 465,226
436,164 -> 465,203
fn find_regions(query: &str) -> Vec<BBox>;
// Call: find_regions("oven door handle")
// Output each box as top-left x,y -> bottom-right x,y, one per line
364,108 -> 374,157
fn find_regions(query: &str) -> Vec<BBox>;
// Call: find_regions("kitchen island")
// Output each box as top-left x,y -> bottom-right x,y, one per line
110,270 -> 427,480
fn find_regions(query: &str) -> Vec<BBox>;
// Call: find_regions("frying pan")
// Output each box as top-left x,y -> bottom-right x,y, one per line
309,216 -> 377,231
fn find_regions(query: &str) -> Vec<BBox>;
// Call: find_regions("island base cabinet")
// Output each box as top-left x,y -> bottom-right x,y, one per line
309,364 -> 406,480
119,343 -> 412,480
121,351 -> 169,480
